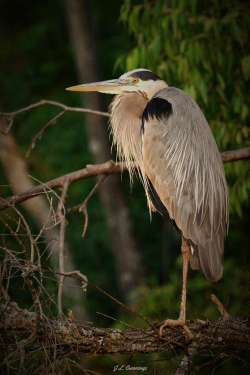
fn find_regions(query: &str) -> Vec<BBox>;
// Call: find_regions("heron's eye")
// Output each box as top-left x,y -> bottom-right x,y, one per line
131,77 -> 139,84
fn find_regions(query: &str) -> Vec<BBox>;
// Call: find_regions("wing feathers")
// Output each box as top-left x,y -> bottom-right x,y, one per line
142,87 -> 228,281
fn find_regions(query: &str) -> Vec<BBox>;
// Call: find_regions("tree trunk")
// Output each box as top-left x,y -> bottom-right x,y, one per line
0,131 -> 87,320
64,0 -> 145,302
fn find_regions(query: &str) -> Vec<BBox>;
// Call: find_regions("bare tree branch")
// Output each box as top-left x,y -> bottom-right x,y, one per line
0,99 -> 109,133
0,131 -> 89,320
221,146 -> 250,163
210,294 -> 230,320
0,160 -> 120,210
56,179 -> 70,316
78,175 -> 108,237
58,270 -> 88,292
0,146 -> 249,212
26,110 -> 66,157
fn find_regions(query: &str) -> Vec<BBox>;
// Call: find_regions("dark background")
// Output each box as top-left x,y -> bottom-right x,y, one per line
0,0 -> 249,373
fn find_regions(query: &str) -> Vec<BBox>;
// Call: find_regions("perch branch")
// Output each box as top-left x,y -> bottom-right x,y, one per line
1,302 -> 250,357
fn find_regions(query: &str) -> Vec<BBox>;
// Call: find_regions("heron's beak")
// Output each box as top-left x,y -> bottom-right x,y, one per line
66,79 -> 135,95
66,79 -> 137,95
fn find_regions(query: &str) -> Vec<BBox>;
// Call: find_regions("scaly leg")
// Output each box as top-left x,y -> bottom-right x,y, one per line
159,237 -> 191,337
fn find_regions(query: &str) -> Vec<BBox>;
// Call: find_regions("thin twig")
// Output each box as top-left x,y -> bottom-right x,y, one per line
210,294 -> 230,319
26,110 -> 66,157
79,175 -> 108,237
0,198 -> 36,262
57,179 -> 70,316
58,270 -> 153,328
96,311 -> 136,328
89,281 -> 155,329
58,270 -> 88,293
0,99 -> 109,133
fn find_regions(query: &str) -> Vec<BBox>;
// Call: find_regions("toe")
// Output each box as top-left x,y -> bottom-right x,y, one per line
159,319 -> 192,339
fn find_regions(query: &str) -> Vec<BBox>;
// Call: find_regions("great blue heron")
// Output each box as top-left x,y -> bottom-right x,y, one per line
66,68 -> 228,333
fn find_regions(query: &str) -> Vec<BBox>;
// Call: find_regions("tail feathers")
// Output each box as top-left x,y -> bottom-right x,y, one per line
190,238 -> 224,282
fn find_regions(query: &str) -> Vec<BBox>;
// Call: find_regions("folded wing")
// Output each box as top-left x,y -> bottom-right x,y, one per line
142,87 -> 228,281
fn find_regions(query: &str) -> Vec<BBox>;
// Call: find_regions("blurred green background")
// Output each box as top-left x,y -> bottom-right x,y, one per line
0,0 -> 249,373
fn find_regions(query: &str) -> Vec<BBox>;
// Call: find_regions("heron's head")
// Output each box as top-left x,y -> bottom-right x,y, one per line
66,69 -> 167,100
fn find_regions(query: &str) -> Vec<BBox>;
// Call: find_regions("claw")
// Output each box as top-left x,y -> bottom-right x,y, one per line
159,319 -> 193,339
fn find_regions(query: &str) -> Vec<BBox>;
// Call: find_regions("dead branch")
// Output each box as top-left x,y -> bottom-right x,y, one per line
59,270 -> 88,293
0,99 -> 109,134
221,146 -> 250,163
78,175 -> 108,237
0,160 -> 121,210
0,146 -> 249,212
1,301 -> 249,357
57,180 -> 70,316
26,110 -> 66,157
0,131 -> 89,320
210,294 -> 230,320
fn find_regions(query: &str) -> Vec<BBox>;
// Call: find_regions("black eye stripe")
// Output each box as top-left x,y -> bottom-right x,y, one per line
130,70 -> 161,81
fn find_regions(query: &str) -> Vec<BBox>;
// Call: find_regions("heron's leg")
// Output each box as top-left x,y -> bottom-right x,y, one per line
179,237 -> 190,321
159,237 -> 191,337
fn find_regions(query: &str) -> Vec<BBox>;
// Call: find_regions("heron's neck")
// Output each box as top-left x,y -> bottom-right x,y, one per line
109,93 -> 148,176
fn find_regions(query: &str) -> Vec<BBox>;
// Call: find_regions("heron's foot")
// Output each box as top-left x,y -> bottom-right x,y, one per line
159,318 -> 193,339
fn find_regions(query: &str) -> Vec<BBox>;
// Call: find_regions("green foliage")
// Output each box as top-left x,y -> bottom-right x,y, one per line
119,0 -> 250,214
